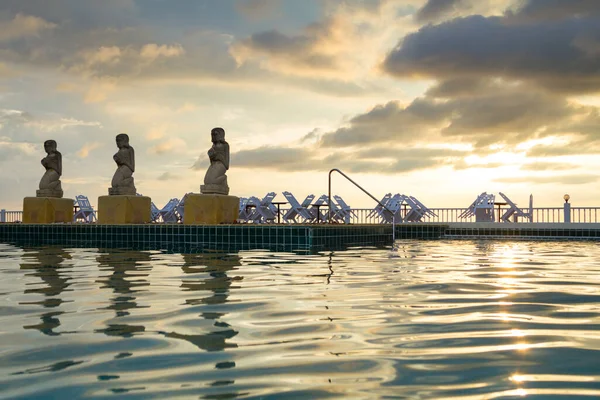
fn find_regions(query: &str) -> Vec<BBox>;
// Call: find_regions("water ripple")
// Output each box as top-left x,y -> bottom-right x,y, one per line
1,241 -> 600,398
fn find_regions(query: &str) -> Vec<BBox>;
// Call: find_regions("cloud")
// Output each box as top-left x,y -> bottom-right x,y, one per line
507,0 -> 600,21
191,155 -> 207,171
234,146 -> 312,170
157,171 -> 179,181
0,140 -> 37,157
230,1 -> 412,80
383,15 -> 600,93
318,81 -> 588,149
415,0 -> 517,23
69,43 -> 185,77
81,45 -> 121,65
0,13 -> 56,42
0,109 -> 33,130
495,174 -> 599,185
415,0 -> 466,22
149,137 -> 186,155
25,117 -> 102,132
230,27 -> 341,77
526,140 -> 600,157
77,142 -> 102,158
83,79 -> 117,103
227,144 -> 463,174
319,99 -> 449,147
520,162 -> 581,171
139,43 -> 184,61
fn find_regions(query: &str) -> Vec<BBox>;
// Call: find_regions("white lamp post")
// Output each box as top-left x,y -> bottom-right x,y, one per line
564,194 -> 571,223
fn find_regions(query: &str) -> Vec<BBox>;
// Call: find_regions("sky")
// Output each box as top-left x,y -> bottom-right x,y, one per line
1,0 -> 600,210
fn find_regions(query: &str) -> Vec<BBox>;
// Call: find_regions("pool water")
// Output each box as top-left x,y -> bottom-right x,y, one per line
1,241 -> 600,399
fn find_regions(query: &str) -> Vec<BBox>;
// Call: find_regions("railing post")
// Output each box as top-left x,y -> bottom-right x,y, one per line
0,209 -> 5,223
564,202 -> 571,223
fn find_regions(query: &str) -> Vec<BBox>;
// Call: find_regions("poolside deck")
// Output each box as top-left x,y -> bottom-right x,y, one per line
2,222 -> 600,252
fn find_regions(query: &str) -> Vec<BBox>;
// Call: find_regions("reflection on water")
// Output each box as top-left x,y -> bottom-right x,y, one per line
95,250 -> 152,337
19,248 -> 72,336
163,253 -> 241,353
2,241 -> 600,398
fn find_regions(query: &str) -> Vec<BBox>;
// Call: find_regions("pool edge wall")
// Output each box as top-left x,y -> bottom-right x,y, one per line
2,223 -> 600,252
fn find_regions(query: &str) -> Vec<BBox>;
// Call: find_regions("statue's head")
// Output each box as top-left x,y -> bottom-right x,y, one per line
44,140 -> 57,153
211,127 -> 225,143
116,133 -> 130,149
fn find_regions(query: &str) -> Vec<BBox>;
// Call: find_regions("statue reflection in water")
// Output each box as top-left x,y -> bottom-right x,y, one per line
163,253 -> 242,352
20,247 -> 72,336
95,250 -> 152,337
161,253 -> 243,390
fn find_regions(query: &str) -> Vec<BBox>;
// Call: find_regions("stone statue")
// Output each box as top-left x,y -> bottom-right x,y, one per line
201,127 -> 230,195
37,140 -> 63,198
109,133 -> 136,195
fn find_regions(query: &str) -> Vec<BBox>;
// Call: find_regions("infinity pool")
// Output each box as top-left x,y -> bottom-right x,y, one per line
1,241 -> 600,398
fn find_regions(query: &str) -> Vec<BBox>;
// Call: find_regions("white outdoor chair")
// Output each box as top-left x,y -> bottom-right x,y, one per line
367,193 -> 392,221
499,192 -> 533,223
307,194 -> 330,223
150,202 -> 161,222
333,195 -> 355,223
300,194 -> 317,222
323,195 -> 346,223
248,192 -> 277,223
459,192 -> 495,222
381,194 -> 405,223
175,193 -> 191,222
282,192 -> 314,223
238,197 -> 251,221
159,198 -> 180,223
244,196 -> 262,223
404,196 -> 437,222
73,195 -> 97,223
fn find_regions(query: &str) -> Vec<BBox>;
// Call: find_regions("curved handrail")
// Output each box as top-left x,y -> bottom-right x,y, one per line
328,168 -> 398,241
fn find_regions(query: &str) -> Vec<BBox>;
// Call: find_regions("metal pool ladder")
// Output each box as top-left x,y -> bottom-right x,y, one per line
328,168 -> 398,242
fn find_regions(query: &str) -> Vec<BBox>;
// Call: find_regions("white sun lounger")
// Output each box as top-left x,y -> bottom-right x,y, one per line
73,195 -> 97,223
499,192 -> 533,222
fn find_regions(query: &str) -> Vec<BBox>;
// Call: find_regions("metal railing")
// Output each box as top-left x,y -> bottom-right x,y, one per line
2,206 -> 599,224
272,206 -> 599,224
0,210 -> 23,223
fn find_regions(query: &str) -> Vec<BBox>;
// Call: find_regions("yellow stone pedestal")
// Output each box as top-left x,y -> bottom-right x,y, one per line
23,197 -> 74,224
98,195 -> 151,224
183,194 -> 239,225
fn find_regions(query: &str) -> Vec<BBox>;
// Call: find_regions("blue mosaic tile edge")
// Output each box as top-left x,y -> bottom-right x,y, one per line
2,224 -> 600,253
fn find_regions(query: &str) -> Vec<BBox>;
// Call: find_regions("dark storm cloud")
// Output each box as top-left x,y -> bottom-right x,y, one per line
319,99 -> 450,147
424,77 -> 497,98
508,0 -> 600,21
235,29 -> 337,70
318,82 -> 583,148
383,15 -> 600,93
415,0 -> 466,22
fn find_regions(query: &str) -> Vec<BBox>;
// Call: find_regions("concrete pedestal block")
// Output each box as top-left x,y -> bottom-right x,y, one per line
98,195 -> 151,224
183,194 -> 239,225
23,197 -> 74,224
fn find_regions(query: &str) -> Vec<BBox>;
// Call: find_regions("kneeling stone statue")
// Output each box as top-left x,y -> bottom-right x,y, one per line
109,133 -> 136,195
37,139 -> 63,198
201,127 -> 230,195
